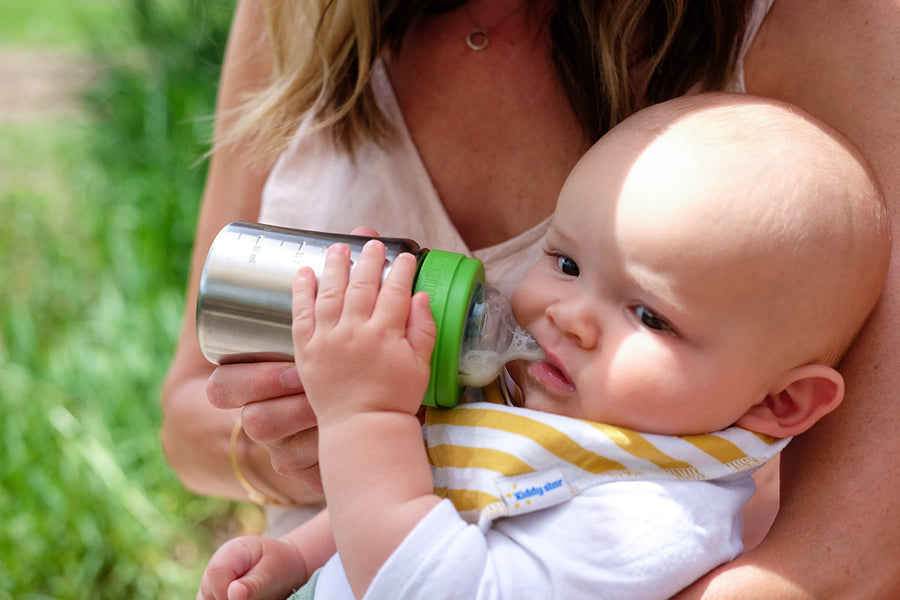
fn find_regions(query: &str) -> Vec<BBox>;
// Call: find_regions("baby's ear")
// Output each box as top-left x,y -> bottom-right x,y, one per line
734,365 -> 845,437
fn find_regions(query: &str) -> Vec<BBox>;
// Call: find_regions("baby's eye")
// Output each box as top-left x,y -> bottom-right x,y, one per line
634,306 -> 674,333
555,255 -> 580,277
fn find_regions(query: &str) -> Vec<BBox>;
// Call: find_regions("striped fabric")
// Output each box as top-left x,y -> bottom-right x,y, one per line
425,402 -> 789,530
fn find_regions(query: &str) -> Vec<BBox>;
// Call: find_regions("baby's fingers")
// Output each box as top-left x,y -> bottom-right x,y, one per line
407,291 -> 437,367
199,537 -> 304,600
226,573 -> 293,600
197,537 -> 261,600
312,243 -> 351,328
342,239 -> 386,319
291,267 -> 317,353
373,252 -> 418,330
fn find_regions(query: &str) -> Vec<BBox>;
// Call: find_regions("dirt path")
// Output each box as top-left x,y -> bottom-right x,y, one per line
0,48 -> 97,122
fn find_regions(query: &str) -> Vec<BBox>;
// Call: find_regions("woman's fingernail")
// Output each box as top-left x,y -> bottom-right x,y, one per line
280,367 -> 302,390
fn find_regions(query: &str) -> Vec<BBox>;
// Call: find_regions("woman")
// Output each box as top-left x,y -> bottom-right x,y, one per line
163,1 -> 900,595
162,0 -> 760,532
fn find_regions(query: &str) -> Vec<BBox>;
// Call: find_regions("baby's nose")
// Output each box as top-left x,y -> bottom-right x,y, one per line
546,299 -> 599,349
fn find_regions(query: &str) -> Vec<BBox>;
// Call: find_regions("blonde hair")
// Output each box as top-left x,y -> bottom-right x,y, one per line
227,0 -> 750,160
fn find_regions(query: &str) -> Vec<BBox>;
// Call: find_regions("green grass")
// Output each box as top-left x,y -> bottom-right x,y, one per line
0,0 -> 131,50
0,1 -> 260,598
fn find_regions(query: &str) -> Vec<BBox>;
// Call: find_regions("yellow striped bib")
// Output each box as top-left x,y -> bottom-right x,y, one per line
425,402 -> 788,530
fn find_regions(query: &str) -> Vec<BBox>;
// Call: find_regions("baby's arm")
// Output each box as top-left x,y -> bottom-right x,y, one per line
291,240 -> 440,598
197,509 -> 335,600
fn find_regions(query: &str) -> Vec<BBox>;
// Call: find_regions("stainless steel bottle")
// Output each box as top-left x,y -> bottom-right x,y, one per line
196,222 -> 425,365
196,222 -> 543,407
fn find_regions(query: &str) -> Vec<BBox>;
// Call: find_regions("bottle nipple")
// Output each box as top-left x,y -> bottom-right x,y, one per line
458,284 -> 544,387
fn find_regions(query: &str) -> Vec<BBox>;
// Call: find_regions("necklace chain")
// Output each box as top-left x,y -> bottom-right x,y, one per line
465,0 -> 528,51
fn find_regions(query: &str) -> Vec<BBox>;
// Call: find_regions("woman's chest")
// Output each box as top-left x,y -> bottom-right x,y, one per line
385,14 -> 587,250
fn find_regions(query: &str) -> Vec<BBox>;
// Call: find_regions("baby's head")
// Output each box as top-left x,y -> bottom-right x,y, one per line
509,93 -> 889,437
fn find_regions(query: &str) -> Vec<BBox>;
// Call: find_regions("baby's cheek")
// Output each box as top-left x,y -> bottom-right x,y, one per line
598,351 -> 689,430
510,270 -> 554,323
510,297 -> 540,330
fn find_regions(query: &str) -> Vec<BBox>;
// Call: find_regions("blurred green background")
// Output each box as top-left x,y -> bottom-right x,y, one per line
0,1 -> 265,598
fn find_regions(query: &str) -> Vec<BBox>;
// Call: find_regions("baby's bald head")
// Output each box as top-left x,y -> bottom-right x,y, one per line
582,93 -> 890,366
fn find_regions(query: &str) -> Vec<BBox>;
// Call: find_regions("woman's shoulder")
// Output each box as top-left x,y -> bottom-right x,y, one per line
746,1 -> 899,117
745,0 -> 899,185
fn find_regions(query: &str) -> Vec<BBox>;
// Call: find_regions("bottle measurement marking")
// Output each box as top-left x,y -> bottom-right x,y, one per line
248,235 -> 263,263
242,232 -> 309,266
293,240 -> 307,263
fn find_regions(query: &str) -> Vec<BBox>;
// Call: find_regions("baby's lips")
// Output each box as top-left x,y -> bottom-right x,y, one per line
528,354 -> 576,393
541,349 -> 573,385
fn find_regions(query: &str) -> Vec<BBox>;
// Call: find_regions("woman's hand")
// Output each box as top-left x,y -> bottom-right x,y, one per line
207,361 -> 323,492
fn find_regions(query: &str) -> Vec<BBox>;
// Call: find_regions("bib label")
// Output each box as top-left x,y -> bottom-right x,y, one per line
496,467 -> 572,516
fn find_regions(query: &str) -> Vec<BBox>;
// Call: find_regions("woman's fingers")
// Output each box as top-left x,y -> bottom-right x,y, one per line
206,362 -> 302,410
240,392 -> 316,443
238,390 -> 322,490
266,429 -> 321,485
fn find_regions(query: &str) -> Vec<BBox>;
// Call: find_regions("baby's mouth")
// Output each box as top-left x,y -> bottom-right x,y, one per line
506,348 -> 574,408
527,354 -> 576,393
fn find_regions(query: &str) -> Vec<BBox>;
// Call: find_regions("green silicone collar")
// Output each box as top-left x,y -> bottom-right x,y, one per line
414,250 -> 485,408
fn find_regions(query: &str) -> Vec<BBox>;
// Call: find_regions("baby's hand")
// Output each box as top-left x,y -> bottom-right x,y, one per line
291,240 -> 436,424
197,535 -> 308,600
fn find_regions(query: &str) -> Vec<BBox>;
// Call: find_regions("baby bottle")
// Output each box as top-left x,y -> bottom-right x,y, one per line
196,222 -> 544,408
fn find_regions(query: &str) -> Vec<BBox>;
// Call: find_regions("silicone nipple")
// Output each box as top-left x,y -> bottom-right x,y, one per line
458,284 -> 545,387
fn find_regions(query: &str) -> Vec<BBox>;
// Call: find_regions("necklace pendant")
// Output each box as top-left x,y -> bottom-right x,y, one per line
467,29 -> 489,51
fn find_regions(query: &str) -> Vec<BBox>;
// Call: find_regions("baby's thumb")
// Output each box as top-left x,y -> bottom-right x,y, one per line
407,291 -> 437,365
227,574 -> 297,600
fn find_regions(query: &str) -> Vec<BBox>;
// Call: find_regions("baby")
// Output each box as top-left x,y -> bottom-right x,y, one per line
197,93 -> 889,600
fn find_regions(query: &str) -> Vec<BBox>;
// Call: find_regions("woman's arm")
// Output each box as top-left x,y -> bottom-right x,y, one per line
678,1 -> 900,596
160,0 -> 319,504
